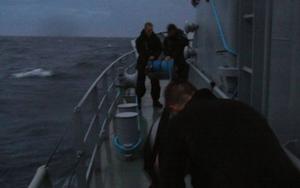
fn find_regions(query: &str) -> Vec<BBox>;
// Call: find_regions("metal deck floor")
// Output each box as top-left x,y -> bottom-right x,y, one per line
98,80 -> 168,188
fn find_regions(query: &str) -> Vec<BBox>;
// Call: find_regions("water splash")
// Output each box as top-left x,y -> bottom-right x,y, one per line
12,68 -> 54,78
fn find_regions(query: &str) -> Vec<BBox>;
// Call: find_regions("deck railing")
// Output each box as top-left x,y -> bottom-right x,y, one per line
187,60 -> 230,99
29,50 -> 137,188
72,50 -> 136,188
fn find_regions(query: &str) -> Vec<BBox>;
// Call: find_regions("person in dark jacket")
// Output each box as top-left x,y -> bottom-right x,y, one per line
159,81 -> 300,188
144,109 -> 171,188
163,24 -> 189,81
136,22 -> 163,108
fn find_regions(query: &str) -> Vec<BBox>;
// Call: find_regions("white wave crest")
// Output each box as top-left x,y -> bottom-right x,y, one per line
12,68 -> 54,78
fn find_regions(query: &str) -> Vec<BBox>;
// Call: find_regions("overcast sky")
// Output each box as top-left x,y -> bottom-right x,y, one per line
0,0 -> 195,37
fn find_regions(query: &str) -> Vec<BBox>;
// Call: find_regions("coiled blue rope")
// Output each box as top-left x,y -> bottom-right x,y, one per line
112,136 -> 142,154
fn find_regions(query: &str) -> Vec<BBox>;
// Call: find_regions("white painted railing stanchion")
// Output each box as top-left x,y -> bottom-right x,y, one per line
73,108 -> 87,188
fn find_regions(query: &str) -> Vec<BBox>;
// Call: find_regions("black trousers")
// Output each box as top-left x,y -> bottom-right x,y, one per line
136,68 -> 160,101
172,58 -> 189,81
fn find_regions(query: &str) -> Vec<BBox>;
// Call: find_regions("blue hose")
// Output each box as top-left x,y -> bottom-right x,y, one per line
112,136 -> 142,154
210,0 -> 237,56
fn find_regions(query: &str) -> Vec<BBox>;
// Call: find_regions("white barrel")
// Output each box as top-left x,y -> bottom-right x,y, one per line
114,112 -> 139,146
117,103 -> 138,113
122,95 -> 137,103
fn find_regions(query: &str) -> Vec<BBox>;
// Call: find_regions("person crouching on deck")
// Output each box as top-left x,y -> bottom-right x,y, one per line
135,22 -> 163,109
158,81 -> 300,188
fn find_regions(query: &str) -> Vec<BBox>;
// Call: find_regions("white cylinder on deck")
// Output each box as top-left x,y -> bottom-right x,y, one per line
122,95 -> 137,103
114,112 -> 139,147
117,103 -> 138,113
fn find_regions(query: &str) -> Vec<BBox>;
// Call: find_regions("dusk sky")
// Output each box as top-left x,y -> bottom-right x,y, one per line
0,0 -> 195,37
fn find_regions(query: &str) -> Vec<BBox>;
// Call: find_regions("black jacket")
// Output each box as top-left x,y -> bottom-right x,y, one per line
159,89 -> 300,188
144,109 -> 171,188
136,30 -> 162,70
163,30 -> 189,65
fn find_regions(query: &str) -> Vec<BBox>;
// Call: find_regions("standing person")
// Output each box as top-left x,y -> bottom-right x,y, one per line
136,22 -> 163,109
159,81 -> 300,188
163,24 -> 189,81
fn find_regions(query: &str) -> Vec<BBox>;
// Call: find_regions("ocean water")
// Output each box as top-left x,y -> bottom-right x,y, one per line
0,36 -> 131,188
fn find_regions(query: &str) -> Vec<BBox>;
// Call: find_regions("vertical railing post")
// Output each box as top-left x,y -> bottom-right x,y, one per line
73,107 -> 87,188
91,86 -> 102,174
102,74 -> 109,141
102,73 -> 108,94
92,86 -> 100,142
113,62 -> 118,83
92,86 -> 99,113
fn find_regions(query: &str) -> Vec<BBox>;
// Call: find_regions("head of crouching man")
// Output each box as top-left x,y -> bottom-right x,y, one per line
164,81 -> 197,113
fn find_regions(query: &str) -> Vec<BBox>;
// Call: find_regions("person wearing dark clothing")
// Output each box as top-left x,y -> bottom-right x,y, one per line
159,81 -> 300,188
136,22 -> 163,108
163,24 -> 189,81
144,109 -> 171,188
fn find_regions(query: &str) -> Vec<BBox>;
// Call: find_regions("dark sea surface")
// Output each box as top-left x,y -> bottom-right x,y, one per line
0,36 -> 132,188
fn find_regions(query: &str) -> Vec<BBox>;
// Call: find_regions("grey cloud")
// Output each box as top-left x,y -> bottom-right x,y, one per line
0,0 -> 195,37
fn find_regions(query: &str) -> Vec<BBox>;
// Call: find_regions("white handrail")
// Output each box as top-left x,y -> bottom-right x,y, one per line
29,50 -> 137,188
75,50 -> 135,108
72,49 -> 137,188
28,165 -> 52,188
188,62 -> 229,99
